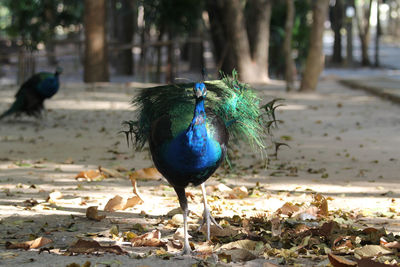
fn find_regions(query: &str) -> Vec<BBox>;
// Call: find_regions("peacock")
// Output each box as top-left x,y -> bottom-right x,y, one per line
0,67 -> 62,120
123,70 -> 281,254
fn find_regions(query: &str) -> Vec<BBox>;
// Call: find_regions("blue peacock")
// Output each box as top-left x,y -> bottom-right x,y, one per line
123,70 -> 280,254
0,67 -> 62,120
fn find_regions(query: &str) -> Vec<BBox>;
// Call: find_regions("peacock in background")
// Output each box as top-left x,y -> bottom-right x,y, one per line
0,67 -> 62,120
123,70 -> 281,254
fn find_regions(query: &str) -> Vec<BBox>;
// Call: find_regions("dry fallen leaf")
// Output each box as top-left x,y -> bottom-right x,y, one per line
218,248 -> 257,262
75,170 -> 104,181
229,186 -> 248,199
6,237 -> 52,250
130,167 -> 163,181
130,178 -> 144,202
219,239 -> 263,255
382,240 -> 400,249
354,245 -> 393,258
328,253 -> 357,267
99,166 -> 124,178
86,206 -> 106,221
67,239 -> 126,255
130,230 -> 167,247
276,202 -> 300,217
313,193 -> 329,216
104,195 -> 143,212
200,224 -> 239,237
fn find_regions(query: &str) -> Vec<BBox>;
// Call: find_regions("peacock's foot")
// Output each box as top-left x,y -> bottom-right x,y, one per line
174,242 -> 197,257
197,207 -> 222,240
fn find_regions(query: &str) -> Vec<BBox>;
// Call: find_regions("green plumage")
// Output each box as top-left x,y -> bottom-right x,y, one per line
123,70 -> 280,159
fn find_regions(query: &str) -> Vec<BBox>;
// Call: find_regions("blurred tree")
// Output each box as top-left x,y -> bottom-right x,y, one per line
330,0 -> 345,64
206,0 -> 272,82
284,0 -> 295,91
2,0 -> 82,81
269,1 -> 311,78
141,0 -> 203,82
3,0 -> 83,50
84,0 -> 109,82
110,0 -> 136,75
375,0 -> 382,67
246,0 -> 272,82
300,0 -> 330,92
355,0 -> 373,66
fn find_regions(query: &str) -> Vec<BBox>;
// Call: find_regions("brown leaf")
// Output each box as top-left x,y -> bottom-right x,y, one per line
271,217 -> 281,237
104,195 -> 124,211
130,230 -> 167,247
75,170 -> 103,181
218,248 -> 257,262
130,178 -> 144,202
86,206 -> 106,221
382,240 -> 400,249
129,167 -> 162,181
125,196 -> 143,209
6,237 -> 52,250
313,193 -> 329,216
99,166 -> 124,178
67,239 -> 126,255
228,186 -> 248,199
276,202 -> 300,217
328,253 -> 357,267
220,240 -> 263,254
104,195 -> 143,212
354,245 -> 393,258
332,236 -> 355,250
200,225 -> 239,237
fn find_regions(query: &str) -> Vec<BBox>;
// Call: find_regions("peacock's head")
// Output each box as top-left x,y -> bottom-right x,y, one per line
55,66 -> 63,75
193,82 -> 207,99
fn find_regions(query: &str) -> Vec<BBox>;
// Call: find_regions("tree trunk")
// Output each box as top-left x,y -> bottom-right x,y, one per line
17,47 -> 36,85
156,27 -> 164,83
374,0 -> 381,67
115,0 -> 136,75
356,0 -> 373,66
189,27 -> 204,72
284,0 -> 295,91
345,0 -> 355,66
299,0 -> 329,92
205,0 -> 235,74
246,0 -> 272,82
84,0 -> 109,82
330,0 -> 344,64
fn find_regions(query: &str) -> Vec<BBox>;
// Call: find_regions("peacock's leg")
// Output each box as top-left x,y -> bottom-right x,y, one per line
174,186 -> 192,255
198,183 -> 222,241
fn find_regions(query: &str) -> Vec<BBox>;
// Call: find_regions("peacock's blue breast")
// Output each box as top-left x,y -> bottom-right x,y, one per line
160,129 -> 222,175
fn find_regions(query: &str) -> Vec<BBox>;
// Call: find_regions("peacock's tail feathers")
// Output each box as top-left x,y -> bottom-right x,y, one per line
122,70 -> 282,158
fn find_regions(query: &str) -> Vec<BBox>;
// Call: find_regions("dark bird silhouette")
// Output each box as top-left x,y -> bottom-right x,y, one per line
0,67 -> 62,120
123,70 -> 281,254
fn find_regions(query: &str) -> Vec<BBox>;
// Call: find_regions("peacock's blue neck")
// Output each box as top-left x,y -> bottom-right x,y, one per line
185,98 -> 207,153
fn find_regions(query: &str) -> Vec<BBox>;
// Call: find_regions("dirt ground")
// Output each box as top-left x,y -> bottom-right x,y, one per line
0,77 -> 399,266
